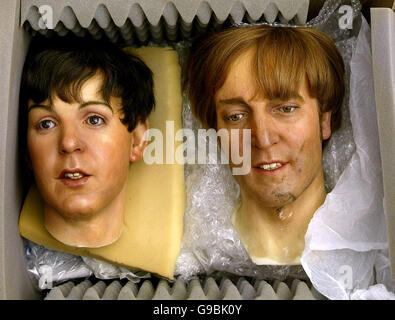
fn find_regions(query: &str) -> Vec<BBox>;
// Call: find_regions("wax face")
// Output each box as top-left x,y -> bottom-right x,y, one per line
215,49 -> 331,208
26,74 -> 134,221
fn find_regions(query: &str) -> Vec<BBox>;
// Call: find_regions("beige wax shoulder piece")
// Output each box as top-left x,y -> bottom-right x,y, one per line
18,47 -> 185,279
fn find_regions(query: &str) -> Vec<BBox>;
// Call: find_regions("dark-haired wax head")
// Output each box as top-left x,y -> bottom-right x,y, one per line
20,35 -> 155,247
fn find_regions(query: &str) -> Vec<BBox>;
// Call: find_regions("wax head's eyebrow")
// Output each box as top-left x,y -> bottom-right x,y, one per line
284,94 -> 305,103
219,94 -> 305,106
79,101 -> 114,114
265,95 -> 306,105
27,104 -> 53,113
27,101 -> 114,114
218,97 -> 250,106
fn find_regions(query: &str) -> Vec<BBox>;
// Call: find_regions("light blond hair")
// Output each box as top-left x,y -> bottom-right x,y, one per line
185,25 -> 345,133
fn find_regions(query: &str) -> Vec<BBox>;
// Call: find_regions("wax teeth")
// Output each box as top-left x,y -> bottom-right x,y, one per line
64,172 -> 84,179
260,163 -> 283,170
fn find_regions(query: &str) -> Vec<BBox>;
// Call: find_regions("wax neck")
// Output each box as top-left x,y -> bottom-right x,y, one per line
44,183 -> 127,248
233,170 -> 327,265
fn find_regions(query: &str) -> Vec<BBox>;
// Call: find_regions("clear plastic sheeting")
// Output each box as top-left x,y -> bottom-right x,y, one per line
81,256 -> 151,283
24,239 -> 92,290
25,239 -> 152,287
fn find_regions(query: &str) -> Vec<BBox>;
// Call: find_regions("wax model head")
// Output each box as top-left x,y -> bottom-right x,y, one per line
185,25 -> 345,265
19,35 -> 155,248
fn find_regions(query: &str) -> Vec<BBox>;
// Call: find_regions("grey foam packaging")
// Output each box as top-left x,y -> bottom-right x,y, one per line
21,0 -> 310,28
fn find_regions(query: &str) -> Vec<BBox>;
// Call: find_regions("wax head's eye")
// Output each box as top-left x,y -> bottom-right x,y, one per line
279,106 -> 296,113
87,115 -> 105,126
38,119 -> 56,130
227,114 -> 244,121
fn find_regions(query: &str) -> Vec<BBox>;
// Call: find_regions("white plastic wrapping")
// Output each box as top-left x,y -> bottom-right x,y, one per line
25,239 -> 151,287
301,16 -> 395,300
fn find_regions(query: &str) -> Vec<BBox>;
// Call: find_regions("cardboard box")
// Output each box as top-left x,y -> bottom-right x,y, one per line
1,0 -> 393,299
0,0 -> 37,300
371,7 -> 395,280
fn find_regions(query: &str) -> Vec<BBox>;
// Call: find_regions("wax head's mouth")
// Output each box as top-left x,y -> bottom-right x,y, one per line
58,169 -> 90,180
254,161 -> 288,171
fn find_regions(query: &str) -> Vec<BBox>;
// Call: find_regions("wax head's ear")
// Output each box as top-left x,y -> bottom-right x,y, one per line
129,120 -> 149,162
320,111 -> 332,141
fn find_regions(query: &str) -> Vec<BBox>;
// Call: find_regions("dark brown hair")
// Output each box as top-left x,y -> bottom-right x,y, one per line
19,34 -> 155,191
20,34 -> 155,133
